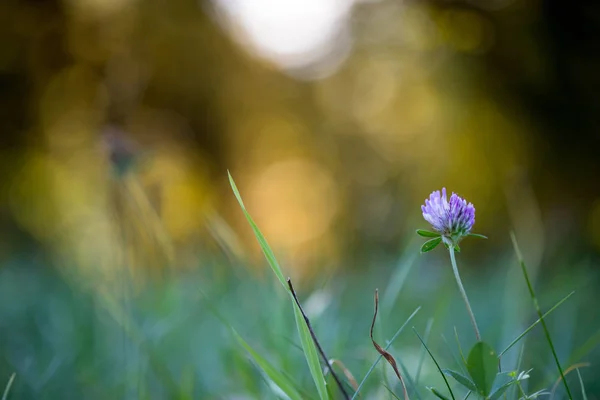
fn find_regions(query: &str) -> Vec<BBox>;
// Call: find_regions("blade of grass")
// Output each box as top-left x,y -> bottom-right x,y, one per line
499,291 -> 575,357
2,373 -> 15,400
199,289 -> 310,400
415,319 -> 434,387
576,369 -> 588,400
288,279 -> 349,399
397,357 -> 423,400
413,328 -> 456,400
228,171 -> 286,288
453,327 -> 466,367
382,242 -> 418,312
232,328 -> 304,400
441,334 -> 467,376
383,383 -> 402,400
229,172 -> 329,400
351,307 -> 421,400
510,232 -> 573,400
428,387 -> 451,400
381,360 -> 391,400
568,327 -> 600,364
508,343 -> 526,400
98,292 -> 182,398
550,363 -> 590,400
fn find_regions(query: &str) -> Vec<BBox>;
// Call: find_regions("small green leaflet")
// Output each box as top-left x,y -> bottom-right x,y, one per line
416,229 -> 441,238
421,237 -> 442,253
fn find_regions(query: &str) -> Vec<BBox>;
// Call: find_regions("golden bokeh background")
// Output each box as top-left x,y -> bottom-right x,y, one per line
1,0 -> 599,283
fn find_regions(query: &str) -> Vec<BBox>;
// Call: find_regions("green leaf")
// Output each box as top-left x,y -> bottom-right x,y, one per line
420,237 -> 442,253
228,172 -> 329,400
488,372 -> 516,400
468,233 -> 488,239
454,244 -> 461,253
416,229 -> 441,238
466,342 -> 498,397
428,387 -> 452,400
232,329 -> 303,400
443,369 -> 477,392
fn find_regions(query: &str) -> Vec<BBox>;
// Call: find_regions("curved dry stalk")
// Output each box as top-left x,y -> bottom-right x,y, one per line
370,289 -> 409,400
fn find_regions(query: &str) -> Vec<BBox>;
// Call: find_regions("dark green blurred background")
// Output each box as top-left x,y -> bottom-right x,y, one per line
1,0 -> 600,398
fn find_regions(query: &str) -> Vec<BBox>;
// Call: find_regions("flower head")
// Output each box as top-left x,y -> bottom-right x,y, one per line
421,188 -> 475,245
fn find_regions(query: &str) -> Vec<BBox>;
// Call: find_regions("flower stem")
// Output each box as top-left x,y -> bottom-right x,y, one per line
448,246 -> 481,342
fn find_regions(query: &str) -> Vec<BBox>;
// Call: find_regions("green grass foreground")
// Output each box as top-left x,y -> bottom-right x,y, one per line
0,176 -> 598,399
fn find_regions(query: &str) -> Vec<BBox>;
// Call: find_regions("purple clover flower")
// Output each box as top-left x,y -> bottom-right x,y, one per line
422,188 -> 475,238
418,188 -> 485,252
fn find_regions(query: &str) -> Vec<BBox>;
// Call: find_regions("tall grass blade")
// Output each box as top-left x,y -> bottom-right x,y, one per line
508,344 -> 526,400
413,328 -> 456,400
232,329 -> 304,400
351,307 -> 421,400
499,291 -> 575,357
510,232 -> 573,400
382,242 -> 418,312
228,172 -> 329,399
428,387 -> 452,400
383,383 -> 402,400
99,293 -> 182,398
397,358 -> 423,400
2,373 -> 15,400
293,306 -> 330,400
415,319 -> 433,387
576,369 -> 588,400
288,279 -> 349,399
550,363 -> 590,400
441,334 -> 467,376
228,171 -> 287,288
199,289 -> 307,400
453,327 -> 467,367
568,327 -> 600,364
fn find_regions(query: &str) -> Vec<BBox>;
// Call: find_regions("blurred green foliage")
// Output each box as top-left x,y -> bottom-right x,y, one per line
1,235 -> 599,398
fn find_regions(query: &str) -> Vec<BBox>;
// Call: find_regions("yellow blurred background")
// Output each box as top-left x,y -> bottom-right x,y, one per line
1,0 -> 599,283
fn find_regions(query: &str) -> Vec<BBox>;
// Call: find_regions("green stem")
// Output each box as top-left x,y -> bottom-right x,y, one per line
448,246 -> 481,342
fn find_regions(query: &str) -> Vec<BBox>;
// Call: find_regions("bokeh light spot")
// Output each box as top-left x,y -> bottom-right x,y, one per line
247,159 -> 338,249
